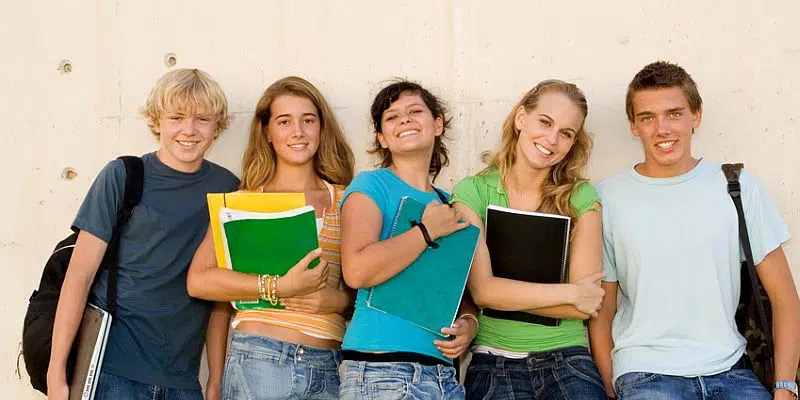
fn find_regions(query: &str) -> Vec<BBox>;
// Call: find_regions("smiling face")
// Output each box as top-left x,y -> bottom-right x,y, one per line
376,91 -> 443,157
266,94 -> 321,169
155,106 -> 217,173
630,86 -> 702,177
513,91 -> 584,172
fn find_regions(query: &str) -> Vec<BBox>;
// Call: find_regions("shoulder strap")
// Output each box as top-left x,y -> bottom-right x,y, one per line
722,163 -> 774,355
104,156 -> 144,319
433,187 -> 450,207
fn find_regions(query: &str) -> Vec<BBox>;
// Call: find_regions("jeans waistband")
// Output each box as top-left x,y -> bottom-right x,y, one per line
472,345 -> 591,370
340,359 -> 457,385
228,330 -> 342,367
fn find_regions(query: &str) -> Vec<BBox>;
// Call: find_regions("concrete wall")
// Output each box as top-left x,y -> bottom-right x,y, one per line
2,1 -> 797,397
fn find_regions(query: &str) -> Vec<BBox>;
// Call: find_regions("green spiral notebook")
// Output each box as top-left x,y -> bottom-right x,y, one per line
366,196 -> 480,337
220,206 -> 319,310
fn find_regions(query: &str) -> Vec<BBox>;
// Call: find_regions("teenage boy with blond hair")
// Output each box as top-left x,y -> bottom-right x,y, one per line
592,61 -> 800,400
47,69 -> 239,400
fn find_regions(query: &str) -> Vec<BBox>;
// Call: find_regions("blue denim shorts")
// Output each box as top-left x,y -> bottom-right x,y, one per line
94,371 -> 203,400
465,346 -> 607,400
339,359 -> 465,400
222,330 -> 343,400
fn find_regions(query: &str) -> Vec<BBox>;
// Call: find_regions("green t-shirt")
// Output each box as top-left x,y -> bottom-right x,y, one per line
451,167 -> 601,352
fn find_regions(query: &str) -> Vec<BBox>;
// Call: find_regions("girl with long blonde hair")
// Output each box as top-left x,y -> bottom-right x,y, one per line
187,76 -> 355,399
452,80 -> 608,399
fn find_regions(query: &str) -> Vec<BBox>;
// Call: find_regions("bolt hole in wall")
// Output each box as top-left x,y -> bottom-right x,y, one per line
164,53 -> 177,67
57,59 -> 72,74
61,167 -> 77,181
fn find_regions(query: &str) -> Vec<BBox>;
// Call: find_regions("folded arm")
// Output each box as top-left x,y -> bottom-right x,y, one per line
457,203 -> 601,312
524,206 -> 603,320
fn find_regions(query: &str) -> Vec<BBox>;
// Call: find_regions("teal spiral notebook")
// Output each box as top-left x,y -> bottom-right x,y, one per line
366,196 -> 480,337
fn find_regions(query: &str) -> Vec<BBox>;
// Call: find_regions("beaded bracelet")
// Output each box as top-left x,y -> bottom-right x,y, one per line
269,275 -> 279,306
257,274 -> 269,301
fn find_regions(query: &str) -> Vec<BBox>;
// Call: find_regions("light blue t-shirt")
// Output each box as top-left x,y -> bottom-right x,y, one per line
598,159 -> 790,385
341,168 -> 452,362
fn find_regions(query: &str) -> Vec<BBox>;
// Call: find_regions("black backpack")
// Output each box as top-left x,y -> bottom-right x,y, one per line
22,156 -> 143,394
723,163 -> 775,388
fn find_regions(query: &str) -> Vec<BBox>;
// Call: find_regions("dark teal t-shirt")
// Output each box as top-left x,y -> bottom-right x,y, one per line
73,152 -> 239,390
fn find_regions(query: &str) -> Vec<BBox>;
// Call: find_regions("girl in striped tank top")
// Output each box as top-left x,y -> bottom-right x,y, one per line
187,76 -> 356,400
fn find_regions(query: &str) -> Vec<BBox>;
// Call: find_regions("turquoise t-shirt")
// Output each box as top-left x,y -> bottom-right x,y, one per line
451,167 -> 601,352
341,168 -> 453,362
598,159 -> 790,384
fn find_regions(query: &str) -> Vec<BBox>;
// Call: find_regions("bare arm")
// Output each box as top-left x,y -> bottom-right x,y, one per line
524,207 -> 603,320
456,202 -> 603,312
435,291 -> 480,359
46,231 -> 107,397
187,226 -> 329,301
204,302 -> 230,400
755,247 -> 800,384
341,194 -> 468,289
589,281 -> 618,398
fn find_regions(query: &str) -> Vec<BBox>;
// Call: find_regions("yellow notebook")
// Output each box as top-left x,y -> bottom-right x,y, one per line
207,192 -> 306,268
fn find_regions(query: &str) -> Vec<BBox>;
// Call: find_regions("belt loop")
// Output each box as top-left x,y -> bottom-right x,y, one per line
357,361 -> 366,384
554,350 -> 564,368
494,355 -> 506,377
279,342 -> 290,364
412,363 -> 422,384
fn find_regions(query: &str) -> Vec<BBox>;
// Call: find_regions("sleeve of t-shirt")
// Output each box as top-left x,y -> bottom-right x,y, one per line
740,171 -> 791,265
597,182 -> 618,282
451,176 -> 487,222
571,181 -> 602,216
341,171 -> 388,212
71,159 -> 126,244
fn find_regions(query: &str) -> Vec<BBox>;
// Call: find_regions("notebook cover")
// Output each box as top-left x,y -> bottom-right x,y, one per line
367,196 -> 480,337
207,192 -> 306,268
220,206 -> 319,310
68,304 -> 111,400
483,205 -> 571,326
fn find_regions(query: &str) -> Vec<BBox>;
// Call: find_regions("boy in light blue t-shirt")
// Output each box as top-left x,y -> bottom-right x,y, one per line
592,61 -> 800,400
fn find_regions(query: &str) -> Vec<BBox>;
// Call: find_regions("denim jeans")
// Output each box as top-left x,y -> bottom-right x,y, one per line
339,359 -> 465,399
94,371 -> 203,400
614,367 -> 770,400
465,346 -> 607,400
221,331 -> 342,400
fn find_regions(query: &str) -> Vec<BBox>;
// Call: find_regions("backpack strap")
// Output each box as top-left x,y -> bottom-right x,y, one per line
722,163 -> 774,355
103,156 -> 144,319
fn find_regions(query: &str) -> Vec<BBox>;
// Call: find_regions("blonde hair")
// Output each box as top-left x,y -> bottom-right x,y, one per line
140,68 -> 230,137
484,79 -> 593,220
240,76 -> 355,190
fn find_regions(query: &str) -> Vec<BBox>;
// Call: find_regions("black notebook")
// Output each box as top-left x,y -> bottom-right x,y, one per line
483,205 -> 571,326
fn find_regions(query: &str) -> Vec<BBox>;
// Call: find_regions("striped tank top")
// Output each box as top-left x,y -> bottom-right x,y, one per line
231,182 -> 348,341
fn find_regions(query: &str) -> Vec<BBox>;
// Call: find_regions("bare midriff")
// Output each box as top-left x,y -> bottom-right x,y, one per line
235,321 -> 341,349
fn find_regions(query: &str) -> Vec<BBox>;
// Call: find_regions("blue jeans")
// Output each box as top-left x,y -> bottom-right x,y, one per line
465,346 -> 607,400
94,371 -> 203,400
339,360 -> 465,399
614,367 -> 770,400
222,331 -> 342,400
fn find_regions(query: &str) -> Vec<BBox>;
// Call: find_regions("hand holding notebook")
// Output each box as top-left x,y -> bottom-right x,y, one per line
367,196 -> 480,337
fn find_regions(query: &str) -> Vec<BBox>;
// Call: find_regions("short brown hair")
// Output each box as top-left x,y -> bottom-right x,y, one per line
626,61 -> 702,122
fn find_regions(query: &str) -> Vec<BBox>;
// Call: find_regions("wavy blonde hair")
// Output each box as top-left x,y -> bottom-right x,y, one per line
240,76 -> 355,190
140,68 -> 230,138
483,79 -> 592,220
